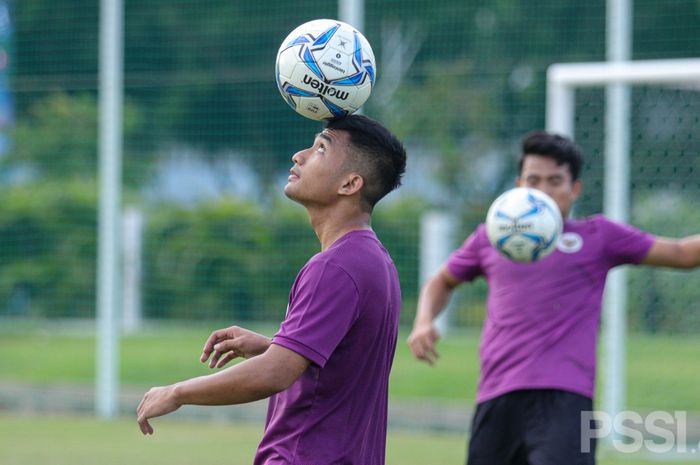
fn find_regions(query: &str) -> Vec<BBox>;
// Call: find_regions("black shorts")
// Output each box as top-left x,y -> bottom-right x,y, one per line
467,389 -> 596,465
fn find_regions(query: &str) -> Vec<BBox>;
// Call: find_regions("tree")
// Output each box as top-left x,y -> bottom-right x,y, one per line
3,92 -> 148,187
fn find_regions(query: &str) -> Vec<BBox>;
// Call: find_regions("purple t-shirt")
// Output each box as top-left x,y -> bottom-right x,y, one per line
254,229 -> 401,465
446,215 -> 654,403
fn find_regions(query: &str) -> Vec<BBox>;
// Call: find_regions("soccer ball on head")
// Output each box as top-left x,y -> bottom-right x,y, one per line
485,187 -> 563,263
275,19 -> 376,120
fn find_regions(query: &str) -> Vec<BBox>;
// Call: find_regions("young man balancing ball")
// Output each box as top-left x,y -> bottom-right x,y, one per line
138,115 -> 407,465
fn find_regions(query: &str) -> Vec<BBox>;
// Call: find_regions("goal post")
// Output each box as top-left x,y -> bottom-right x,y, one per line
545,58 -> 700,425
547,58 -> 700,135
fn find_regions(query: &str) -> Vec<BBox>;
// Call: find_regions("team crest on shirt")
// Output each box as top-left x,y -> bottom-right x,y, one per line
557,232 -> 583,253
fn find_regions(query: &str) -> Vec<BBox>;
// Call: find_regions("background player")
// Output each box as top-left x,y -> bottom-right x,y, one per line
408,131 -> 700,465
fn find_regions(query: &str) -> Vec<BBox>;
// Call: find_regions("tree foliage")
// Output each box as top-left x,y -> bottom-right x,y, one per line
9,0 -> 700,189
3,92 -> 149,186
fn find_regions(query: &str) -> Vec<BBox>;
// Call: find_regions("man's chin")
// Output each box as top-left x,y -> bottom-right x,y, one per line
283,185 -> 300,202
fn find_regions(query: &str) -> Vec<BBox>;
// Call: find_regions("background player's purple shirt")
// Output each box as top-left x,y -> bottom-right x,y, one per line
254,229 -> 401,465
446,215 -> 655,403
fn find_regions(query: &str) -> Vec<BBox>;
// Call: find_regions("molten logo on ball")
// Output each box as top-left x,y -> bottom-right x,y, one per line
301,74 -> 351,100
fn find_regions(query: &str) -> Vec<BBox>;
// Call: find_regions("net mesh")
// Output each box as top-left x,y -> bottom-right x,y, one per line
1,0 -> 699,417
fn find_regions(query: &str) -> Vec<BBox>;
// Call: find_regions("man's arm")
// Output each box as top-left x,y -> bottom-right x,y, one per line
406,266 -> 461,365
137,344 -> 309,435
642,235 -> 700,269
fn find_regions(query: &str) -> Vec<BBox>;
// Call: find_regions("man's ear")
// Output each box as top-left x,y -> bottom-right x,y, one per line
338,173 -> 364,196
571,179 -> 583,201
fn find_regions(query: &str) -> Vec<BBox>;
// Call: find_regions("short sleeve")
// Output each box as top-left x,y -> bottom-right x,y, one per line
599,216 -> 655,267
446,225 -> 486,282
273,259 -> 360,367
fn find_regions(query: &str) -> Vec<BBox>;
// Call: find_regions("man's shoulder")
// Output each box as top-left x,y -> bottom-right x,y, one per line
295,254 -> 359,300
309,231 -> 391,276
567,214 -> 638,233
565,214 -> 611,232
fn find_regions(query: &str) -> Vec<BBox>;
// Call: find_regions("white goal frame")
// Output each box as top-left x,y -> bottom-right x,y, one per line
546,58 -> 700,423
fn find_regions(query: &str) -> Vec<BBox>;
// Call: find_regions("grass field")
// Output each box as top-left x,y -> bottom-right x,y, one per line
1,322 -> 700,464
0,412 -> 465,465
1,322 -> 699,410
1,412 -> 697,465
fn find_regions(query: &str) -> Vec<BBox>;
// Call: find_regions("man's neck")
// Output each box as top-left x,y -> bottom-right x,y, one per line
307,207 -> 372,251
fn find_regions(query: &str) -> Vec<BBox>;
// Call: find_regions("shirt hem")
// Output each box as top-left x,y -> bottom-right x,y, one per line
477,383 -> 594,404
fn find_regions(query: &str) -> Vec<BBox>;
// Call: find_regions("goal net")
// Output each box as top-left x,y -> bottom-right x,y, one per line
546,58 -> 700,423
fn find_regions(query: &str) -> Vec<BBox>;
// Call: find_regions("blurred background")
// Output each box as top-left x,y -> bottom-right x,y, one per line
1,1 -> 699,464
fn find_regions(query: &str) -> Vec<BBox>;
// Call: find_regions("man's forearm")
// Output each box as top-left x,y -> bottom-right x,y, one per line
175,346 -> 307,406
681,235 -> 700,268
644,235 -> 700,269
414,275 -> 454,325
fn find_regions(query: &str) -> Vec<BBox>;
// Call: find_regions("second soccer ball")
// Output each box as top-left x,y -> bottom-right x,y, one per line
485,187 -> 563,263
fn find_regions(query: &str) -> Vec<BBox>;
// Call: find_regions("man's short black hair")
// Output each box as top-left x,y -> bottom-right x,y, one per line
519,131 -> 583,181
326,114 -> 407,211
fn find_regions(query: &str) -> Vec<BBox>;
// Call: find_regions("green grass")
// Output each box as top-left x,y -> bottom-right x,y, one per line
1,323 -> 699,410
1,324 -> 699,464
1,412 -> 696,465
0,412 -> 465,465
623,333 -> 700,411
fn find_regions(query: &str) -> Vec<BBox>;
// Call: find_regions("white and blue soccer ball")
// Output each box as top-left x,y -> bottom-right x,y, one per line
275,19 -> 376,120
485,187 -> 563,263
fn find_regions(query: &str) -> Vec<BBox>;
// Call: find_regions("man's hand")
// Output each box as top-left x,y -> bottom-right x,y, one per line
407,322 -> 441,366
136,385 -> 181,435
200,326 -> 272,368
